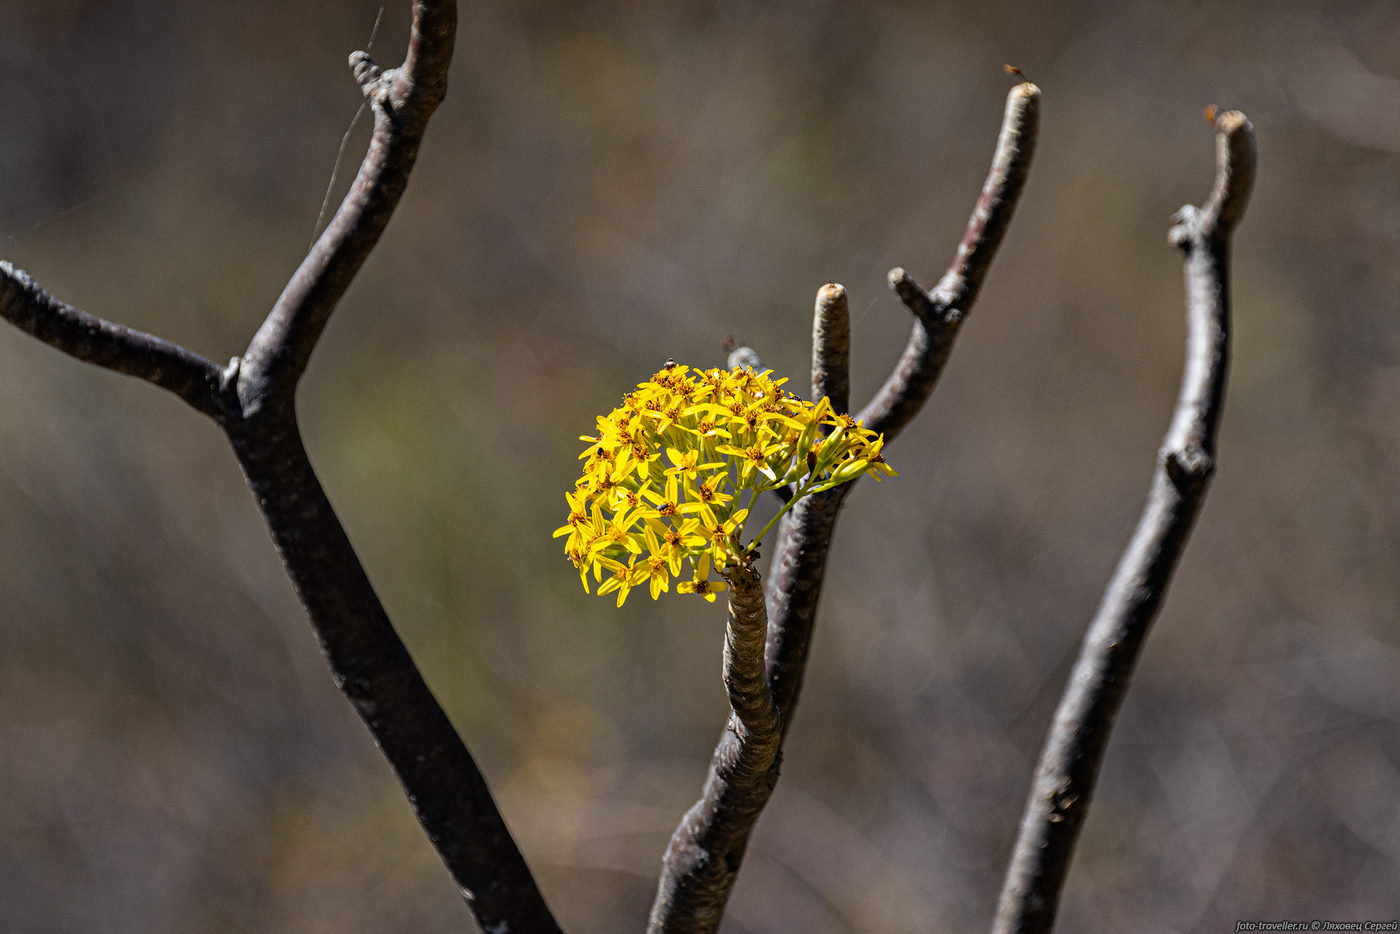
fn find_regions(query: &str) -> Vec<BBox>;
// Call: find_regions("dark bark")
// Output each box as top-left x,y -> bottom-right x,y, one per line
0,261 -> 228,419
0,3 -> 563,931
991,109 -> 1255,934
228,409 -> 560,933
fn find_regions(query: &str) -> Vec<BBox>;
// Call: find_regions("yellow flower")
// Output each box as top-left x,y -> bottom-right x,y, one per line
695,504 -> 750,566
676,555 -> 729,603
665,447 -> 722,482
715,437 -> 789,486
556,362 -> 895,603
640,553 -> 671,600
587,506 -> 644,559
646,517 -> 705,575
551,488 -> 593,552
595,556 -> 645,607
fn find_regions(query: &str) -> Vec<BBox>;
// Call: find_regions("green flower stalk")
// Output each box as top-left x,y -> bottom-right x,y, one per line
555,363 -> 896,605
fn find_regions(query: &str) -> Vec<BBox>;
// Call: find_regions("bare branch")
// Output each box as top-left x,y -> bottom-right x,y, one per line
811,282 -> 850,411
647,86 -> 1043,932
649,558 -> 781,934
3,3 -> 562,929
228,414 -> 561,934
223,4 -> 561,929
992,110 -> 1255,934
858,82 -> 1040,441
767,81 -> 1042,729
0,261 -> 229,419
238,0 -> 456,411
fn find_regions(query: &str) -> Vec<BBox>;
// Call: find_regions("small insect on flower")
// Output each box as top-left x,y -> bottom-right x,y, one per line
557,363 -> 897,605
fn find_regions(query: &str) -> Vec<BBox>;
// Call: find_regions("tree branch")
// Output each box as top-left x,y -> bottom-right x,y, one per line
224,3 -> 560,930
1,3 -> 563,930
770,81 -> 1041,728
0,261 -> 229,419
649,558 -> 781,934
237,0 -> 456,412
858,81 -> 1040,442
650,86 -> 1042,931
811,282 -> 850,411
991,109 -> 1255,934
227,412 -> 561,934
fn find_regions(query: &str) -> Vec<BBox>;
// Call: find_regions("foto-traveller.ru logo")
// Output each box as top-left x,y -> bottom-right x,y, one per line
1235,922 -> 1400,932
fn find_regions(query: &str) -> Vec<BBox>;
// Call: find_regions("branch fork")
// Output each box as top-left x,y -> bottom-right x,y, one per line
1,12 -> 1258,927
0,4 -> 563,933
652,80 -> 1043,932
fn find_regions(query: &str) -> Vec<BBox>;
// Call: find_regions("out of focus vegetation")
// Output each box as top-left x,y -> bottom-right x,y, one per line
1,1 -> 1397,931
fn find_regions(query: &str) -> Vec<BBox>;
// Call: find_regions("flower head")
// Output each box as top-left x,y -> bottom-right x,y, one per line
558,363 -> 896,602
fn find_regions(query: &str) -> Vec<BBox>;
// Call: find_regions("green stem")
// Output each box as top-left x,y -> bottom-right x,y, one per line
747,476 -> 816,549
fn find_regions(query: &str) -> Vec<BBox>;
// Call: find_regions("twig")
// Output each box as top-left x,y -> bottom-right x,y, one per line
811,282 -> 850,411
858,82 -> 1040,442
649,557 -> 781,934
0,262 -> 228,419
0,3 -> 564,931
650,87 -> 1042,931
770,81 -> 1041,727
237,0 -> 455,412
991,109 -> 1255,934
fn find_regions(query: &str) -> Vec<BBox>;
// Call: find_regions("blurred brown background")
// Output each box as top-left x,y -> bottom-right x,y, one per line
1,0 -> 1397,931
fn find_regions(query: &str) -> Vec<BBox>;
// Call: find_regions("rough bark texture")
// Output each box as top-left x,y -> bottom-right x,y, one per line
648,559 -> 781,934
811,282 -> 851,413
991,110 -> 1255,934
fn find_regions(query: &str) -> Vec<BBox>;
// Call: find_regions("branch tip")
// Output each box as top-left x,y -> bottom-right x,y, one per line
1203,109 -> 1255,235
887,267 -> 937,320
241,0 -> 457,405
993,102 -> 1249,934
1009,80 -> 1042,106
812,283 -> 851,410
857,82 -> 1038,439
349,50 -> 386,97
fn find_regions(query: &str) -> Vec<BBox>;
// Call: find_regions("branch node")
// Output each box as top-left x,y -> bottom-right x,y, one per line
1165,444 -> 1214,487
349,50 -> 388,102
220,356 -> 242,393
1167,205 -> 1198,248
887,267 -> 938,319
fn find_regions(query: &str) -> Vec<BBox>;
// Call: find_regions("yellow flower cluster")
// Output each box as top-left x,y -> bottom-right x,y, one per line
555,362 -> 895,605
